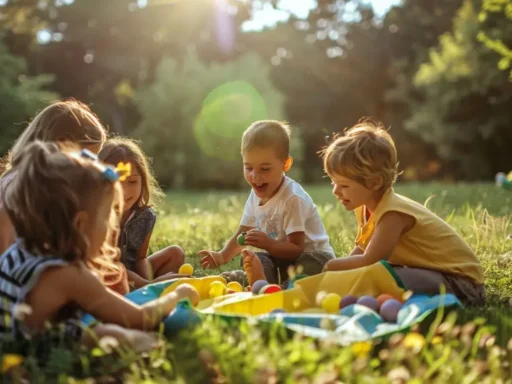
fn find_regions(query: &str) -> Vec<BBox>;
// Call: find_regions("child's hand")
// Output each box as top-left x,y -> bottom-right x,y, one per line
86,324 -> 161,354
174,283 -> 200,306
244,230 -> 271,250
198,250 -> 224,269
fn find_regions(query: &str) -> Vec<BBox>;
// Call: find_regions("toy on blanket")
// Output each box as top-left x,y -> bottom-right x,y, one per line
209,281 -> 227,298
178,263 -> 194,275
496,172 -> 512,190
237,232 -> 246,245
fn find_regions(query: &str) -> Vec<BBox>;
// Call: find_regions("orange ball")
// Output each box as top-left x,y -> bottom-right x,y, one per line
376,294 -> 395,308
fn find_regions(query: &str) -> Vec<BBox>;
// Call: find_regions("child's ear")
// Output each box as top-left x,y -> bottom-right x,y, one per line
370,176 -> 384,191
73,211 -> 89,232
284,157 -> 293,172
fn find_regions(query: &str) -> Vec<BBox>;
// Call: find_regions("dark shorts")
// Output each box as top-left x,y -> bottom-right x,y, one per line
392,265 -> 485,306
240,251 -> 334,287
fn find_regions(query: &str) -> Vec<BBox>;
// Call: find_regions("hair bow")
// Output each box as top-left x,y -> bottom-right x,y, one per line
79,149 -> 131,182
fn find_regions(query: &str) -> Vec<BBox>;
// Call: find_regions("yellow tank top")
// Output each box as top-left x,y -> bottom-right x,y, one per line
354,189 -> 484,284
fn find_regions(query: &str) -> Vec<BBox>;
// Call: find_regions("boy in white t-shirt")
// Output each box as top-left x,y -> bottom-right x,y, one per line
199,120 -> 334,286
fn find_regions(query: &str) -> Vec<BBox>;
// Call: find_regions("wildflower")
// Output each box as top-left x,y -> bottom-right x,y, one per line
402,332 -> 425,353
1,354 -> 24,374
387,366 -> 411,384
12,303 -> 32,321
431,336 -> 443,345
351,341 -> 372,358
98,336 -> 120,354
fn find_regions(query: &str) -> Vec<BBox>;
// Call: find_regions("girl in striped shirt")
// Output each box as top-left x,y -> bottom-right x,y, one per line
0,141 -> 198,350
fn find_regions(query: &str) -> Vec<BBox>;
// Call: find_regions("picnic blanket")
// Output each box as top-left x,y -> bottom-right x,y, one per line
83,261 -> 462,344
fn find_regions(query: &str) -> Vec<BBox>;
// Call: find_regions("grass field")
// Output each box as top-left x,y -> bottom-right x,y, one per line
4,182 -> 512,382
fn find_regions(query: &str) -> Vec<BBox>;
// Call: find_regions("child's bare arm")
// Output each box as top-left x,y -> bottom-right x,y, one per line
199,225 -> 253,268
326,211 -> 414,271
66,267 -> 198,330
0,207 -> 15,255
244,230 -> 305,261
350,246 -> 364,256
126,269 -> 149,289
134,232 -> 152,280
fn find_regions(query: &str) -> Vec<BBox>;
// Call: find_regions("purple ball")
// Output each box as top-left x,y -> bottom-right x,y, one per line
251,279 -> 268,294
356,295 -> 379,312
379,299 -> 403,323
339,295 -> 358,309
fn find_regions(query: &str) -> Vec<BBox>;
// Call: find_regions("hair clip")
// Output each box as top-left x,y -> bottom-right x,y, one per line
80,149 -> 98,161
115,162 -> 131,182
102,167 -> 120,182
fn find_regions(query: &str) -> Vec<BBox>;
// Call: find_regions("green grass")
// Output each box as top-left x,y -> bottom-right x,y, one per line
3,182 -> 512,382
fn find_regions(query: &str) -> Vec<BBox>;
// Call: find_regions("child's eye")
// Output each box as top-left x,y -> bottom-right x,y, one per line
261,168 -> 271,172
245,167 -> 253,171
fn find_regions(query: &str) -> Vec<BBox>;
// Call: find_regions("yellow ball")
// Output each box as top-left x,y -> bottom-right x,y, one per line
178,263 -> 194,275
321,293 -> 341,314
208,281 -> 226,298
226,281 -> 243,292
209,285 -> 226,298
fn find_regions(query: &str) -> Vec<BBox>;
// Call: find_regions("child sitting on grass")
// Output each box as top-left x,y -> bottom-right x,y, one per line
0,141 -> 198,351
0,99 -> 107,255
99,137 -> 187,289
199,120 -> 335,286
0,99 -> 130,295
320,120 -> 484,305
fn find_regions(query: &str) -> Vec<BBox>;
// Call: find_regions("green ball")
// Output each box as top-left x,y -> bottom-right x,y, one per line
237,232 -> 246,245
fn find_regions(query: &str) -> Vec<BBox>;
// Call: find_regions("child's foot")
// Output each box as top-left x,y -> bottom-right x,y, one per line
242,250 -> 266,285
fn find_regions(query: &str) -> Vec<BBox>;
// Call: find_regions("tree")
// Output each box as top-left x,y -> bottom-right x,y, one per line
477,0 -> 512,79
0,0 -> 253,133
0,40 -> 58,157
236,0 -> 464,181
133,50 -> 285,189
405,0 -> 512,179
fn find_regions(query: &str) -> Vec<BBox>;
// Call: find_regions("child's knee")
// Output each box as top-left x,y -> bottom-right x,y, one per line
166,245 -> 185,263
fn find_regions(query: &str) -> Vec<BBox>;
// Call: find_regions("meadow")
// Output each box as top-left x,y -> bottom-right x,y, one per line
4,182 -> 512,383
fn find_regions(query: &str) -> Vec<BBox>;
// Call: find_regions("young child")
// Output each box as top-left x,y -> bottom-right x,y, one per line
0,99 -> 107,256
200,120 -> 334,286
320,121 -> 485,305
99,137 -> 186,289
0,141 -> 198,349
0,99 -> 130,295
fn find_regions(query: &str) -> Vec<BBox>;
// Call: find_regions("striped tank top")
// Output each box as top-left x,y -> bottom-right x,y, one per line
0,239 -> 83,340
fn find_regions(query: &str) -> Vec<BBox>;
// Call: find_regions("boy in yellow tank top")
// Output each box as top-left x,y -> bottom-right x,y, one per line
321,121 -> 485,306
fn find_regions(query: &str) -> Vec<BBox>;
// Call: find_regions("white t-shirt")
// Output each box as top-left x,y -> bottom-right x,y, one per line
240,176 -> 334,254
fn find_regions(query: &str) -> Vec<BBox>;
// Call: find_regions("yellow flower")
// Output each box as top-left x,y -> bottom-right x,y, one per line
431,336 -> 443,345
1,354 -> 24,373
115,162 -> 132,182
402,332 -> 425,353
351,341 -> 372,358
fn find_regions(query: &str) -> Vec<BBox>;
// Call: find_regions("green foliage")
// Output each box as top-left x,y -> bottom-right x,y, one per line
133,49 -> 285,189
0,40 -> 58,157
405,0 -> 512,179
478,0 -> 512,78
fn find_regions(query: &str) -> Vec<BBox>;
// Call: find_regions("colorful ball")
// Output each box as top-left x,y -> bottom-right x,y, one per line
208,281 -> 226,298
237,232 -> 246,245
339,295 -> 358,309
321,293 -> 342,313
251,279 -> 268,294
227,281 -> 243,292
178,263 -> 194,275
356,296 -> 379,312
376,294 -> 395,308
379,299 -> 403,323
259,284 -> 282,295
